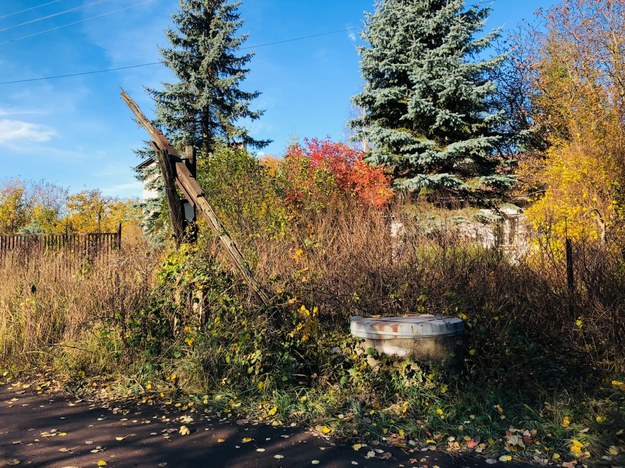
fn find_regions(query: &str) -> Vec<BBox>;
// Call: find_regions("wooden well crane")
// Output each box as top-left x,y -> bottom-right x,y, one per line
121,90 -> 269,305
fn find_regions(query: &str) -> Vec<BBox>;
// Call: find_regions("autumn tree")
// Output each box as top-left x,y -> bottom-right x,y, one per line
0,179 -> 68,234
23,180 -> 70,234
150,0 -> 269,155
519,0 -> 625,245
0,181 -> 27,234
64,189 -> 140,234
351,0 -> 513,200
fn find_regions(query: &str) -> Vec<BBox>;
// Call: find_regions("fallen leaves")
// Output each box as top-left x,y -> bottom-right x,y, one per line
522,429 -> 536,446
364,448 -> 392,460
179,425 -> 190,436
612,380 -> 625,391
504,431 -> 525,451
315,425 -> 332,435
570,438 -> 584,457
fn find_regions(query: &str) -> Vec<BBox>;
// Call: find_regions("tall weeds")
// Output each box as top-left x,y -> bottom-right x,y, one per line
1,200 -> 624,461
0,242 -> 157,371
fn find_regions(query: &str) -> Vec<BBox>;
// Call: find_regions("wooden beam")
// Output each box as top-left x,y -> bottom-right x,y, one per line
152,144 -> 186,247
120,90 -> 177,156
121,89 -> 270,305
185,145 -> 197,178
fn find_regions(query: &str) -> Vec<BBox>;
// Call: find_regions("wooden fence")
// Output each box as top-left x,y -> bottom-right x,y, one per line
0,226 -> 122,261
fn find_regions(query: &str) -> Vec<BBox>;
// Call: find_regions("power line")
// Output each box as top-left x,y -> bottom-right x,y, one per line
0,0 -> 65,21
241,27 -> 359,50
0,0 -> 116,33
0,27 -> 360,86
2,1 -> 152,44
0,62 -> 161,85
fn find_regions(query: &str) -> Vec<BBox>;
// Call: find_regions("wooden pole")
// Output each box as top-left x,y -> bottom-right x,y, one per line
183,145 -> 198,241
152,144 -> 186,247
121,89 -> 270,305
566,237 -> 575,319
185,145 -> 197,178
117,223 -> 122,250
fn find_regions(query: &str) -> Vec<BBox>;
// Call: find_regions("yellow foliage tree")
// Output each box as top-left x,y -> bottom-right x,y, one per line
521,0 -> 625,247
0,181 -> 27,234
0,178 -> 70,234
64,189 -> 140,235
0,179 -> 141,241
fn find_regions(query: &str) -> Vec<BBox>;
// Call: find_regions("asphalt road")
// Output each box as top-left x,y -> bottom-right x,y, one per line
0,381 -> 529,468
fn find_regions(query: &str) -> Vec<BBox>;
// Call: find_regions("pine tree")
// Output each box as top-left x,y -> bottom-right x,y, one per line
150,0 -> 269,155
350,0 -> 514,200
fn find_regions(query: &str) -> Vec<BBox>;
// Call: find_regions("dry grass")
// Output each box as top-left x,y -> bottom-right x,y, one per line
2,199 -> 624,388
0,241 -> 158,370
1,201 -> 624,464
245,199 -> 625,373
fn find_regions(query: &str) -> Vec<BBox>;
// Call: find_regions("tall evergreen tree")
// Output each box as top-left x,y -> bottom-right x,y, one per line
150,0 -> 269,155
350,0 -> 514,200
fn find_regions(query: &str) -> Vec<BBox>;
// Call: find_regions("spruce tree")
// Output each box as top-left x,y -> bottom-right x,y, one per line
150,0 -> 269,155
351,0 -> 514,200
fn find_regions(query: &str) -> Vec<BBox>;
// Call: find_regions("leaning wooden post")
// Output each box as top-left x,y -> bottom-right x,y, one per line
183,145 -> 198,241
153,143 -> 186,247
185,145 -> 197,178
120,89 -> 270,305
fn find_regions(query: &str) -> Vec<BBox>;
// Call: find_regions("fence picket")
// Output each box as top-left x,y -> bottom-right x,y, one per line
0,231 -> 122,262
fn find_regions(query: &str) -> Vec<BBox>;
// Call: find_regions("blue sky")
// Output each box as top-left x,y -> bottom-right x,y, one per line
0,0 -> 553,199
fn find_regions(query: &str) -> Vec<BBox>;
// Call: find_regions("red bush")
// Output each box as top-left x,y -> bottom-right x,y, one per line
282,138 -> 393,208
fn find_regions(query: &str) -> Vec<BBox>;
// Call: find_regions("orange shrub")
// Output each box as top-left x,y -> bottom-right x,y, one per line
282,138 -> 393,209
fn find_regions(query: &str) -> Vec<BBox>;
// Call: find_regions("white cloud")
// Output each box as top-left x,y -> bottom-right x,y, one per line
0,107 -> 48,117
101,181 -> 142,199
348,31 -> 357,42
0,119 -> 55,143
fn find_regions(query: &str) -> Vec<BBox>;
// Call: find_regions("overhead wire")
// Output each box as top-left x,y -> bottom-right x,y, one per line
0,62 -> 161,85
0,27 -> 361,86
0,0 -> 116,33
0,0 -> 65,21
0,0 -> 494,87
1,0 -> 153,44
241,27 -> 359,50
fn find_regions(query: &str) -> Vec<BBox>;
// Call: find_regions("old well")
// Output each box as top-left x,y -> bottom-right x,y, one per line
350,315 -> 464,366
